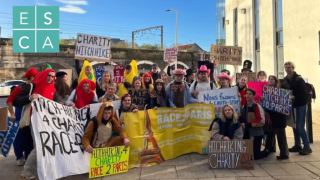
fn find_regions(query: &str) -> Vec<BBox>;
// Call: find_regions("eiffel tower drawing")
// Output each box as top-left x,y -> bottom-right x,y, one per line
136,105 -> 165,167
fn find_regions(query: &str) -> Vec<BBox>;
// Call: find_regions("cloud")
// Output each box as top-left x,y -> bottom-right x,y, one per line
59,5 -> 86,14
56,0 -> 88,5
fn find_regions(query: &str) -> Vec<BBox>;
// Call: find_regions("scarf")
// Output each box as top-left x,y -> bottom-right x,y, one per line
170,81 -> 186,92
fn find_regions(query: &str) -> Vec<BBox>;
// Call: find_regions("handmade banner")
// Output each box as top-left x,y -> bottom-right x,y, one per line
0,107 -> 8,131
124,104 -> 215,168
89,146 -> 130,178
262,86 -> 292,115
113,65 -> 125,83
31,96 -> 90,180
0,118 -> 19,157
89,100 -> 121,119
164,47 -> 178,62
236,72 -> 257,82
94,64 -> 105,84
75,33 -> 111,62
210,45 -> 242,65
248,82 -> 268,103
208,140 -> 254,170
127,88 -> 148,110
198,87 -> 240,116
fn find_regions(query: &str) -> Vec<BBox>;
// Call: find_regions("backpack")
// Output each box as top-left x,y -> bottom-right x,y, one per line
193,81 -> 214,91
84,117 -> 99,134
305,83 -> 316,103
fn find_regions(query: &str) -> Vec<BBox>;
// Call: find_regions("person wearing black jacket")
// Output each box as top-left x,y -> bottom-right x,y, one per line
150,63 -> 161,83
283,61 -> 311,155
145,79 -> 169,109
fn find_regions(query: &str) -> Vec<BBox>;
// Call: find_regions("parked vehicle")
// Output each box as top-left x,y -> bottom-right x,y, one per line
0,80 -> 25,96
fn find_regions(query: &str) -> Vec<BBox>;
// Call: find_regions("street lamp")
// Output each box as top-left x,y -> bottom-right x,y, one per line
166,9 -> 178,70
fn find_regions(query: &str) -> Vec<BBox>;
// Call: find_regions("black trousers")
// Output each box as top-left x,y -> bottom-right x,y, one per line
253,135 -> 268,160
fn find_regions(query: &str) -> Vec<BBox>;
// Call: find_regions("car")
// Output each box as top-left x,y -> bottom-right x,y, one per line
0,80 -> 25,96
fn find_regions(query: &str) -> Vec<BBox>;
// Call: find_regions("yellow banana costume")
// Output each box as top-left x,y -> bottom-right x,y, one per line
117,59 -> 138,98
78,60 -> 96,85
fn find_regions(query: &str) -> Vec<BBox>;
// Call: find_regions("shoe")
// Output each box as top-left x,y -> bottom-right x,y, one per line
299,147 -> 312,155
289,145 -> 302,152
17,158 -> 25,166
276,155 -> 289,160
21,170 -> 36,180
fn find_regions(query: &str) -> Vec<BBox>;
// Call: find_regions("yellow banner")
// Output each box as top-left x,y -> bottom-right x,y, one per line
124,103 -> 215,168
89,146 -> 130,178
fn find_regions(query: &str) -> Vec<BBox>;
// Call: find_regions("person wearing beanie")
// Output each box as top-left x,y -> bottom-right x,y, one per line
166,69 -> 198,108
150,63 -> 161,83
56,71 -> 68,83
5,67 -> 37,167
54,71 -> 71,105
190,65 -> 216,99
185,69 -> 195,87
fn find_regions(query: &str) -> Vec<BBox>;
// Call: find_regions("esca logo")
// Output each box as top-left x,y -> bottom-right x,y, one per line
13,6 -> 59,53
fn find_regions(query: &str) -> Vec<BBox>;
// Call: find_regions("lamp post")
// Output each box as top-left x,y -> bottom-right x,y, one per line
166,9 -> 178,70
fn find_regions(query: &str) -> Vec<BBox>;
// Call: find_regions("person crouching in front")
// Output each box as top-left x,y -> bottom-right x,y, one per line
82,102 -> 130,153
209,104 -> 243,141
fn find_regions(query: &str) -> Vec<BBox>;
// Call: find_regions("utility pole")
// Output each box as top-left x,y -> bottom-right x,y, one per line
132,26 -> 164,49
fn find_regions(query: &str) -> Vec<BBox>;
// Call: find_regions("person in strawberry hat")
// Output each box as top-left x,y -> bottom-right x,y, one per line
190,65 -> 216,99
166,69 -> 198,108
6,67 -> 37,167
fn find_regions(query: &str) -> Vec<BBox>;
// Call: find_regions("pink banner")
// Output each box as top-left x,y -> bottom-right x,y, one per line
247,82 -> 268,103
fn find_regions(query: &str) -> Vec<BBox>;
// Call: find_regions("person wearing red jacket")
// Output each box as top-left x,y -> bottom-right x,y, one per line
6,67 -> 37,166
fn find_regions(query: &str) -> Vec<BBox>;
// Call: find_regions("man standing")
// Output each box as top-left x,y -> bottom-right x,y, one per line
283,61 -> 312,155
190,65 -> 216,99
150,63 -> 161,82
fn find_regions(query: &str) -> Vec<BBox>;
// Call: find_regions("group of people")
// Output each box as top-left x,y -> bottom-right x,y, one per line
5,59 -> 312,179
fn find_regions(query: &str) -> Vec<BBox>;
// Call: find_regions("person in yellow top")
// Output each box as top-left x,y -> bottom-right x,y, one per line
117,59 -> 138,98
71,60 -> 96,90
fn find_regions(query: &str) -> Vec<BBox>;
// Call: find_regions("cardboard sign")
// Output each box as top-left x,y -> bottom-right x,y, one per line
247,82 -> 268,103
236,72 -> 257,82
128,89 -> 148,110
198,87 -> 240,116
89,146 -> 130,178
89,100 -> 121,119
94,65 -> 105,84
113,65 -> 125,84
0,107 -> 8,131
210,45 -> 242,65
208,140 -> 254,170
262,86 -> 292,115
75,33 -> 111,62
31,96 -> 90,180
164,47 -> 178,62
0,117 -> 19,157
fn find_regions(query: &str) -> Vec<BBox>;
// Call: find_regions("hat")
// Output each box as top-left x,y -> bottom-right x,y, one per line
155,79 -> 164,84
152,63 -> 158,68
218,72 -> 232,81
241,60 -> 252,72
185,69 -> 194,77
46,64 -> 52,69
23,67 -> 38,78
221,69 -> 230,76
56,71 -> 67,78
172,69 -> 186,75
197,65 -> 210,75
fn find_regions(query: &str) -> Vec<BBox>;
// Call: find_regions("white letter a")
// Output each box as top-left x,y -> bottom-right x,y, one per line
42,37 -> 54,49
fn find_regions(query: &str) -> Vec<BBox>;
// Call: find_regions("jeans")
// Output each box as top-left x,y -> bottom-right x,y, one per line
13,127 -> 34,160
23,124 -> 37,171
293,105 -> 310,148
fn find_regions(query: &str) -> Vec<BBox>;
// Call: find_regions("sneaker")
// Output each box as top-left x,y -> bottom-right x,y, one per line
17,158 -> 25,166
299,147 -> 312,155
276,155 -> 289,160
289,145 -> 302,152
21,170 -> 36,180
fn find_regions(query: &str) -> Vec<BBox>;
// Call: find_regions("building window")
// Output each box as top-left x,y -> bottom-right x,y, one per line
275,0 -> 284,78
234,8 -> 238,46
254,0 -> 260,70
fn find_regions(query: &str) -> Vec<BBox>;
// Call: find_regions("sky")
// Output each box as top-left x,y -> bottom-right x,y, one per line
0,0 -> 217,51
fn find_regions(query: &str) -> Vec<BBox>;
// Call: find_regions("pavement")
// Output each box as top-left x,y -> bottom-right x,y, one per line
1,100 -> 320,180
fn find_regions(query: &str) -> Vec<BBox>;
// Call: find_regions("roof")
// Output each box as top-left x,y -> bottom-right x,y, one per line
178,44 -> 193,50
177,43 -> 205,52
